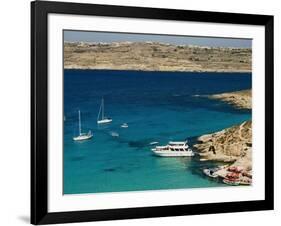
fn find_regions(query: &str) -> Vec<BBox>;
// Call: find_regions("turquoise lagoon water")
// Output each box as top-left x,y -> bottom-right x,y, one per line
63,70 -> 251,194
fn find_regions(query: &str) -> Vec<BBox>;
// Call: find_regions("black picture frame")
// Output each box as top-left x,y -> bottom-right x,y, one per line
31,0 -> 274,224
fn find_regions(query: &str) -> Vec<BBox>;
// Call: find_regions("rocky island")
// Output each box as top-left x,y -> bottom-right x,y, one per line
64,42 -> 251,72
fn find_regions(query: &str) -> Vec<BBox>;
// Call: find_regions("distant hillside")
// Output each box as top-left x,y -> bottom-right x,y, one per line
64,42 -> 252,72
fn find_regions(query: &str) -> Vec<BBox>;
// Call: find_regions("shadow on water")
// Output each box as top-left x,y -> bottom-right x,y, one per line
128,139 -> 152,149
109,136 -> 161,150
103,167 -> 117,172
70,156 -> 85,162
103,162 -> 141,174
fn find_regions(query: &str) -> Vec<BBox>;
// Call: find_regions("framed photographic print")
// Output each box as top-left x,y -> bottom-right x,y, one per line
31,0 -> 274,224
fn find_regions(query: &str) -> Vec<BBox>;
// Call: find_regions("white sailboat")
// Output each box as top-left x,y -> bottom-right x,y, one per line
97,98 -> 112,124
73,110 -> 93,141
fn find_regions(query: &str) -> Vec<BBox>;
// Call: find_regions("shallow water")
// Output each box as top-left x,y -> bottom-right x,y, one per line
63,70 -> 251,194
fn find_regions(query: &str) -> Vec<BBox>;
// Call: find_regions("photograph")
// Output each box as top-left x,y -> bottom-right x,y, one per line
30,1 -> 274,224
63,30 -> 253,194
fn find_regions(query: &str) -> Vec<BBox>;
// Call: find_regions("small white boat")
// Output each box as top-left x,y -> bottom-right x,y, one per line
73,110 -> 93,141
121,123 -> 128,128
152,141 -> 194,157
203,168 -> 219,178
150,141 -> 159,145
110,132 -> 119,137
97,98 -> 112,124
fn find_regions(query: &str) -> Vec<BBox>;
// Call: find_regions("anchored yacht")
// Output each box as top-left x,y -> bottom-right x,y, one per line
151,141 -> 194,157
97,98 -> 112,124
73,110 -> 93,141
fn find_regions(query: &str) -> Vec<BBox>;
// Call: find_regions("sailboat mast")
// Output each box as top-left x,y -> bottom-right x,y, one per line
102,98 -> 104,120
78,110 -> 82,135
97,100 -> 102,121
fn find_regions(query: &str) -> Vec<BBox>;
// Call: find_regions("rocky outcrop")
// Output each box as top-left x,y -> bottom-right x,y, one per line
194,88 -> 252,178
194,121 -> 252,173
64,42 -> 252,72
209,89 -> 251,109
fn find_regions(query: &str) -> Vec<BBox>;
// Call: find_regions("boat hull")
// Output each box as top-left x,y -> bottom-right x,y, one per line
222,179 -> 240,186
73,134 -> 93,141
152,150 -> 194,157
97,119 -> 112,124
203,169 -> 219,178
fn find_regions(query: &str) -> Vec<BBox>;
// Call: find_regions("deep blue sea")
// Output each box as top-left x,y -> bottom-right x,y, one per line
63,70 -> 251,194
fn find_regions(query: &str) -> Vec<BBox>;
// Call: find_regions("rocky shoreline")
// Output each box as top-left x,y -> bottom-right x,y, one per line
209,89 -> 251,109
194,121 -> 252,168
64,41 -> 252,72
194,89 -> 252,180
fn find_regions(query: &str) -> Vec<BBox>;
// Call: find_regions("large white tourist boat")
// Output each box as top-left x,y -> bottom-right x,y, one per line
151,141 -> 194,157
73,110 -> 93,141
97,98 -> 112,124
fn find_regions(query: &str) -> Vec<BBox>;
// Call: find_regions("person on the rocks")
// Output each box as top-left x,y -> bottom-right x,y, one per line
209,145 -> 216,154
